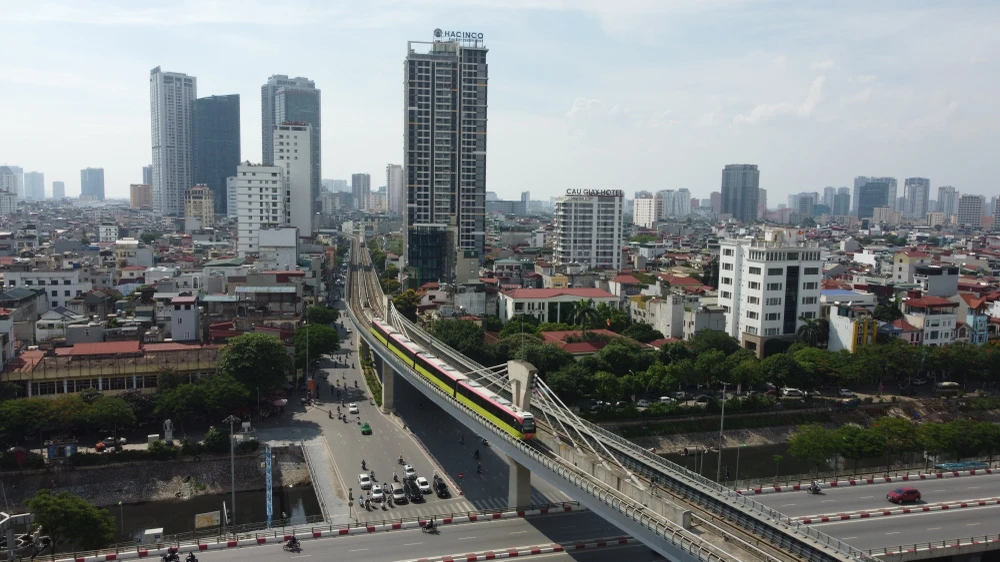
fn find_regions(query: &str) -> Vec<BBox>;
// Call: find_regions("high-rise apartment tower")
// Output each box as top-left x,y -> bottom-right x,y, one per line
261,75 -> 320,212
720,164 -> 760,222
150,67 -> 197,215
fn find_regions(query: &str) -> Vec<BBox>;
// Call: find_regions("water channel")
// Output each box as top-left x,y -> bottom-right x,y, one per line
112,485 -> 322,543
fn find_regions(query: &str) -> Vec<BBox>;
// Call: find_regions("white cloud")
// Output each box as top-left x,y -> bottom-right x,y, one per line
840,88 -> 872,105
733,77 -> 826,125
849,75 -> 878,84
694,111 -> 722,128
773,55 -> 787,65
810,59 -> 836,70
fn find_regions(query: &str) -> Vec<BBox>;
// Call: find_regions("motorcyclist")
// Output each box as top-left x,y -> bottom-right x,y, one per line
809,480 -> 820,493
393,471 -> 398,482
398,454 -> 404,464
474,449 -> 480,460
286,536 -> 300,549
185,553 -> 199,562
361,459 -> 366,470
477,463 -> 482,474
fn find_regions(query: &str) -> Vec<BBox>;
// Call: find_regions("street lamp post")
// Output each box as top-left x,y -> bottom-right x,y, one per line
223,415 -> 239,526
716,382 -> 729,483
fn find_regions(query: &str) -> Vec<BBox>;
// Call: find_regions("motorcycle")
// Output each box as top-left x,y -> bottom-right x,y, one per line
806,484 -> 822,495
161,553 -> 179,562
422,525 -> 439,534
185,554 -> 199,562
473,449 -> 480,460
329,410 -> 334,419
283,540 -> 302,552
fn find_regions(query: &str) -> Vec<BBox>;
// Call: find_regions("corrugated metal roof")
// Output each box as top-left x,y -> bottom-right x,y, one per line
235,286 -> 296,293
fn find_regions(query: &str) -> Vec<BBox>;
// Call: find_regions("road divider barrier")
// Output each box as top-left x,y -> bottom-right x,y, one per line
799,497 -> 1000,524
738,468 -> 995,495
401,536 -> 639,562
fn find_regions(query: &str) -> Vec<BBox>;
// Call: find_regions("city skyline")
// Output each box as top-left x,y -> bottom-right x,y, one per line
1,1 -> 997,202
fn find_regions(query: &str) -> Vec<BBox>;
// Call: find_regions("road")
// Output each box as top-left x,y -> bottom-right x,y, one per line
193,511 -> 658,561
754,472 -> 1000,517
814,502 -> 1000,551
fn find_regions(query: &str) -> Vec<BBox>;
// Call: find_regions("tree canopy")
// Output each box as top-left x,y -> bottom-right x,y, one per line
294,324 -> 340,369
306,305 -> 339,325
393,289 -> 421,321
218,332 -> 290,393
28,490 -> 116,550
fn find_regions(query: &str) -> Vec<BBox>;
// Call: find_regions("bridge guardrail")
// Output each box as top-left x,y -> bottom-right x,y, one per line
390,308 -> 873,562
299,439 -> 330,521
345,298 -> 733,562
866,534 -> 1000,557
33,502 -> 582,562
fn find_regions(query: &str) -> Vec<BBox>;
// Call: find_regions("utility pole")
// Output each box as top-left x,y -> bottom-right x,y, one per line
223,414 -> 240,526
716,382 -> 729,483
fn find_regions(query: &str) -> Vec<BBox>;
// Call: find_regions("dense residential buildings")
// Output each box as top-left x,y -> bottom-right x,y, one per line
827,305 -> 878,353
130,184 -> 153,208
901,296 -> 958,347
274,122 -> 313,236
351,173 -> 371,212
80,167 -> 105,201
386,164 -> 403,215
235,162 -> 284,257
404,35 -> 488,286
51,181 -> 65,199
150,67 -> 196,215
717,228 -> 823,354
553,191 -> 624,272
184,185 -> 215,228
499,288 -> 618,324
720,164 -> 760,222
956,194 -> 984,228
261,75 -> 321,211
193,94 -> 241,214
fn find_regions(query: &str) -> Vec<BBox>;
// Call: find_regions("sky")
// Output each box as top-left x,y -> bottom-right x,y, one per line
2,0 -> 998,203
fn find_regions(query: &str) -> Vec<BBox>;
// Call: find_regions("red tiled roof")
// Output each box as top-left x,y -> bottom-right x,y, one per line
900,250 -> 931,258
171,296 -> 197,304
65,341 -> 142,356
656,274 -> 701,286
891,319 -> 920,331
0,308 -> 14,316
123,265 -> 147,270
647,337 -> 682,348
906,296 -> 959,307
502,288 -> 615,299
611,274 -> 642,284
144,342 -> 218,352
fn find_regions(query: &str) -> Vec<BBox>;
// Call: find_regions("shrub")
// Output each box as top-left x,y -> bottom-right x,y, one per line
179,438 -> 205,456
202,426 -> 230,453
23,452 -> 45,470
147,440 -> 178,461
237,439 -> 260,452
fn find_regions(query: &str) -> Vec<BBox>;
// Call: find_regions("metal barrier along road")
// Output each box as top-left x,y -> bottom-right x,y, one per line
866,534 -> 1000,557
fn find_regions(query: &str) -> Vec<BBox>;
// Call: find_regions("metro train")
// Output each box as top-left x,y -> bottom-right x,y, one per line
369,317 -> 535,440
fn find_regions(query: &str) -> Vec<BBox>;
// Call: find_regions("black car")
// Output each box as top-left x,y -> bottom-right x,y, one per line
404,478 -> 423,502
433,474 -> 450,498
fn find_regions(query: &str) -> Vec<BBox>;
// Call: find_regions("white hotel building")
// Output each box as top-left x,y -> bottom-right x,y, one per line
554,190 -> 625,271
236,162 -> 285,258
718,228 -> 823,355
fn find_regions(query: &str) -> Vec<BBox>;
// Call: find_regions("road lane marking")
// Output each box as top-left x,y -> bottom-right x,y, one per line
969,523 -> 981,526
842,537 -> 857,540
510,531 -> 527,535
927,528 -> 940,531
781,503 -> 796,507
458,536 -> 477,540
821,500 -> 835,503
886,532 -> 900,535
348,549 -> 369,552
969,486 -> 981,490
290,556 -> 312,560
404,542 -> 423,546
860,496 -> 873,499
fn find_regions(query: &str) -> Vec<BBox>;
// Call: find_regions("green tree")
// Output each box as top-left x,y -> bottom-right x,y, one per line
593,371 -> 622,402
916,422 -> 950,469
218,332 -> 290,394
629,234 -> 658,244
545,363 -> 592,403
85,397 -> 137,440
796,316 -> 830,347
569,299 -> 599,329
118,388 -> 155,422
0,398 -> 48,442
788,423 -> 838,477
0,382 -> 23,401
294,324 -> 340,370
598,339 -> 653,376
499,314 -> 540,339
393,289 -> 422,321
197,374 -> 250,418
78,387 -> 104,405
595,302 -> 630,332
659,341 -> 694,365
139,231 -> 162,245
154,383 -> 202,430
42,395 -> 88,433
79,235 -> 90,246
202,425 -> 231,453
689,330 -> 740,356
306,305 -> 340,325
873,298 -> 903,323
622,322 -> 664,343
874,417 -> 917,469
510,343 -> 574,376
694,349 -> 728,385
759,353 -> 800,387
28,490 -> 116,550
429,319 -> 486,359
836,426 -> 884,476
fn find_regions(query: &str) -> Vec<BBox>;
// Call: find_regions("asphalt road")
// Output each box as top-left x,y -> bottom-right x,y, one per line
755,472 -> 1000,517
193,511 -> 656,561
814,502 -> 1000,551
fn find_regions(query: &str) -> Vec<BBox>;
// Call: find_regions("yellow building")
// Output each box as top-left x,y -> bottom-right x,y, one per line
130,183 -> 153,208
184,184 -> 215,227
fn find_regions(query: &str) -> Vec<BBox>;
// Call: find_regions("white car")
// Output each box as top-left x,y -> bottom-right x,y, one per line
371,484 -> 384,502
658,396 -> 675,404
358,473 -> 372,489
782,388 -> 804,397
838,389 -> 856,397
636,399 -> 652,408
348,403 -> 359,414
416,476 -> 431,493
403,464 -> 417,480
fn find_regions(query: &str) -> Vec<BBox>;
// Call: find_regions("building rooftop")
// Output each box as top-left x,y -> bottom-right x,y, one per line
235,286 -> 297,294
906,296 -> 959,308
502,288 -> 615,299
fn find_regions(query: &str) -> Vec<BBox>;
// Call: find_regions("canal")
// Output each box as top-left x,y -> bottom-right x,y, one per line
113,486 -> 322,543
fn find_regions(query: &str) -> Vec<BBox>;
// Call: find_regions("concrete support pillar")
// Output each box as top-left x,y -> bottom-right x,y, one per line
508,456 -> 532,508
506,360 -> 537,411
381,358 -> 395,413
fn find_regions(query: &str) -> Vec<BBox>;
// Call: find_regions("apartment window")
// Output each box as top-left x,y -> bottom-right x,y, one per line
748,266 -> 762,275
722,263 -> 734,271
721,291 -> 732,299
51,290 -> 57,297
802,296 -> 818,304
748,281 -> 761,290
804,267 -> 819,275
803,282 -> 818,290
767,268 -> 783,275
747,296 -> 760,304
723,248 -> 734,256
64,290 -> 70,297
787,252 -> 799,260
721,277 -> 732,285
801,311 -> 816,319
746,311 -> 759,320
929,330 -> 939,339
766,283 -> 783,291
765,313 -> 781,321
722,305 -> 731,313
766,297 -> 782,306
745,326 -> 758,335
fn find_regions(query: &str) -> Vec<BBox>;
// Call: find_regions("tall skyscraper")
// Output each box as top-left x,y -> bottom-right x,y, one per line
386,164 -> 403,216
957,194 -> 984,228
23,172 -> 44,200
261,75 -> 321,211
52,181 -> 65,199
150,66 -> 197,215
720,164 -> 760,222
757,188 -> 767,219
142,165 -> 153,186
904,177 -> 930,219
351,173 -> 371,211
6,166 -> 23,200
937,186 -> 959,217
710,191 -> 721,213
853,176 -> 896,216
0,167 -> 18,215
822,186 -> 836,207
274,123 -> 314,235
857,181 -> 889,219
80,167 -> 105,200
404,34 -> 488,285
832,192 -> 850,216
193,94 -> 241,214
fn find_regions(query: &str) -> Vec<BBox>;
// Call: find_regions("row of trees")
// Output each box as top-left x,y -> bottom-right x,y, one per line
788,418 -> 1000,476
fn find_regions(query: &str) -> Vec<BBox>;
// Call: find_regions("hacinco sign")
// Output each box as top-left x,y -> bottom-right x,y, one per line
566,189 -> 624,198
434,29 -> 484,42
